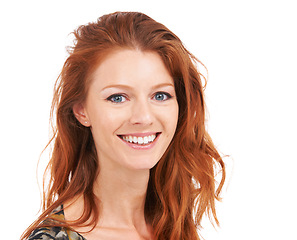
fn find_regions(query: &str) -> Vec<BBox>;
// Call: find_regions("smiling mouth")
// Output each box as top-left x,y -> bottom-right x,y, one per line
118,133 -> 161,145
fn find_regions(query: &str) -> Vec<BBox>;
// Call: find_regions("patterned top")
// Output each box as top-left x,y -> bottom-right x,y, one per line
27,206 -> 87,240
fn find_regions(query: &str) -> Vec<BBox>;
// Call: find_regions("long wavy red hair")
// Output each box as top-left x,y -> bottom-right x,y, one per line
22,12 -> 225,240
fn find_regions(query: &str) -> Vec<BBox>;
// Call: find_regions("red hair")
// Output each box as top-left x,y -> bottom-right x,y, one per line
22,12 -> 225,240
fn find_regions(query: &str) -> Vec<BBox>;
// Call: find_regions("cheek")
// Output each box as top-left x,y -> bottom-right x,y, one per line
169,102 -> 179,122
92,107 -> 128,133
90,109 -> 125,151
161,104 -> 179,136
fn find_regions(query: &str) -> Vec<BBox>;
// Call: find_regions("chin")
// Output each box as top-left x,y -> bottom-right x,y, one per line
124,157 -> 160,171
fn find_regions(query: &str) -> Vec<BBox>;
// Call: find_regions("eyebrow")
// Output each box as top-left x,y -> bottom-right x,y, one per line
101,83 -> 175,92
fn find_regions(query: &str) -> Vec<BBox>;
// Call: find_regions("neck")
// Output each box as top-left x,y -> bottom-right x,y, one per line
63,165 -> 152,239
94,165 -> 150,228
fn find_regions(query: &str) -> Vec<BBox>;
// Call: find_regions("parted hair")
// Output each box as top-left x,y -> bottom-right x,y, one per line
22,11 -> 225,240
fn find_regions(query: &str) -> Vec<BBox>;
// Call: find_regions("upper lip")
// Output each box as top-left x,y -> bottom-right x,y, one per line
117,132 -> 160,137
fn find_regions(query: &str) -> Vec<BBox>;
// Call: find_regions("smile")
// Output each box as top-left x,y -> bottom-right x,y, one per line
118,133 -> 160,145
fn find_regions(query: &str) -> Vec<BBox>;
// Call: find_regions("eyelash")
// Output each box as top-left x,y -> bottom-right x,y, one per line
106,92 -> 173,103
153,92 -> 172,101
106,94 -> 128,103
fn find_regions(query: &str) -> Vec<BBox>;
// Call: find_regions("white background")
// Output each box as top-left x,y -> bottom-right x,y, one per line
1,0 -> 296,239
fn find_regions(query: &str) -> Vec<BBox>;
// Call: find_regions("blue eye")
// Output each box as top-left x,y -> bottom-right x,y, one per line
154,92 -> 172,101
107,94 -> 127,103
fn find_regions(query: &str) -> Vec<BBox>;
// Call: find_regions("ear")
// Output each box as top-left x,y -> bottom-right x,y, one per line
72,103 -> 91,127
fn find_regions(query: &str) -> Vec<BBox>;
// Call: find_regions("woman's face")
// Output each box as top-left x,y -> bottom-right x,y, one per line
75,49 -> 179,171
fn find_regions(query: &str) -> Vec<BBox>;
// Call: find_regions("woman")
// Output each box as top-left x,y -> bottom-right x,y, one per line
22,11 -> 225,240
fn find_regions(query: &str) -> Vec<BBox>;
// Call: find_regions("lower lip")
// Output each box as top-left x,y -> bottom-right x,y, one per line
118,134 -> 160,150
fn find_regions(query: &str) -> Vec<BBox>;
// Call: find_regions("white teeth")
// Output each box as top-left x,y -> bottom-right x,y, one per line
138,137 -> 144,144
120,134 -> 157,145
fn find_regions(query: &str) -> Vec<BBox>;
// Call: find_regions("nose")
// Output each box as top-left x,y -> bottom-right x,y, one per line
129,98 -> 154,126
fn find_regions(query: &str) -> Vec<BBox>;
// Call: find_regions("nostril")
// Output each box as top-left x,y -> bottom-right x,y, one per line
130,103 -> 154,125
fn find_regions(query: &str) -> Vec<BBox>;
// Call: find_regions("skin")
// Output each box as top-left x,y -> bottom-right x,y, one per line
69,49 -> 179,240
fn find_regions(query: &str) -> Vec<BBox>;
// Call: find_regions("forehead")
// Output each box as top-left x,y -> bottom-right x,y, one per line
89,49 -> 174,89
